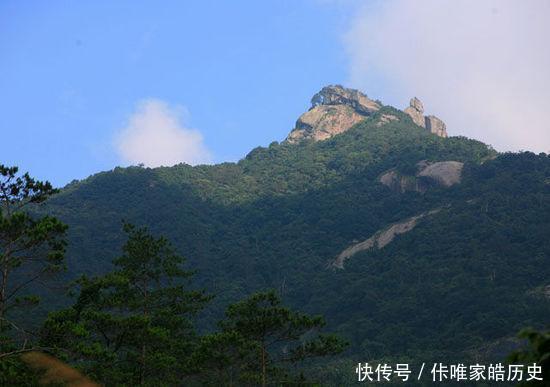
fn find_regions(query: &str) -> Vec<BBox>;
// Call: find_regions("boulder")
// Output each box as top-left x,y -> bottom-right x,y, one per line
417,161 -> 463,187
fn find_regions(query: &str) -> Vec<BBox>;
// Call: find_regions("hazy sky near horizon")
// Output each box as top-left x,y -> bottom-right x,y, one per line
2,1 -> 549,186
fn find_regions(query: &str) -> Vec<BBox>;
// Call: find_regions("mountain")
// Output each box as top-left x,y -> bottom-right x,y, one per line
38,85 -> 550,371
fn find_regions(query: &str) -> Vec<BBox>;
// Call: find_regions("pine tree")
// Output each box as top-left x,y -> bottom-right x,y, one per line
193,290 -> 348,386
41,223 -> 210,386
0,164 -> 67,385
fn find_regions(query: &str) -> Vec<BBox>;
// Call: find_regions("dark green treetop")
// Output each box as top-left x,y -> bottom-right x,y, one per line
41,223 -> 211,386
0,164 -> 67,384
192,290 -> 348,386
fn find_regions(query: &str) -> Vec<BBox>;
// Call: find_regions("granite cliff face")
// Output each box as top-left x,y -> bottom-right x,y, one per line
286,85 -> 380,143
404,97 -> 448,137
286,104 -> 367,143
403,97 -> 425,127
286,86 -> 448,143
425,115 -> 447,138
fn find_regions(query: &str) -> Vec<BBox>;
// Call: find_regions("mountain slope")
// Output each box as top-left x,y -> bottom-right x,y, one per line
36,87 -> 549,365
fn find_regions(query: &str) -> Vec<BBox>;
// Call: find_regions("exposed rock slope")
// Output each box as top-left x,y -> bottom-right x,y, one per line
288,105 -> 367,142
332,209 -> 441,269
417,161 -> 464,187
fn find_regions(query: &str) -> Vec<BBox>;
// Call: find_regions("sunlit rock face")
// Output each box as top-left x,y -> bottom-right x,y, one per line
403,97 -> 448,138
286,85 -> 380,143
425,115 -> 447,138
404,97 -> 425,128
417,160 -> 463,186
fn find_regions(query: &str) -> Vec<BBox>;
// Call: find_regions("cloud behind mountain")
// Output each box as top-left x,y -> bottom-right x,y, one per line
116,99 -> 212,167
344,0 -> 550,152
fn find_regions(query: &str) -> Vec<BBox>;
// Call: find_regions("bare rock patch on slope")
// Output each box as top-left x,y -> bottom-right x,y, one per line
417,161 -> 464,187
332,209 -> 441,269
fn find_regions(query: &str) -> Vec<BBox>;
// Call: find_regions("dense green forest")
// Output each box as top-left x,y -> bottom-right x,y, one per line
1,106 -> 549,384
0,172 -> 345,385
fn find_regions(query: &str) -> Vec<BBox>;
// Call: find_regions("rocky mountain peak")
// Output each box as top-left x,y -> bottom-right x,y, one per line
286,85 -> 380,143
286,86 -> 448,144
310,85 -> 381,115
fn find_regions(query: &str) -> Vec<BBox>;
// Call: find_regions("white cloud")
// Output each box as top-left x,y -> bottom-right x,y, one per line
344,0 -> 550,152
116,99 -> 212,167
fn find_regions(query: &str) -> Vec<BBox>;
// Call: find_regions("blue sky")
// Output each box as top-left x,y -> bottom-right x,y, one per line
1,1 -> 356,185
2,1 -> 549,186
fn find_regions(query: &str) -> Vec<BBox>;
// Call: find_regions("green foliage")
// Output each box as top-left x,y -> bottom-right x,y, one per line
0,164 -> 67,382
508,328 -> 550,386
192,290 -> 347,386
190,331 -> 259,386
40,223 -> 210,386
40,228 -> 347,385
0,356 -> 41,386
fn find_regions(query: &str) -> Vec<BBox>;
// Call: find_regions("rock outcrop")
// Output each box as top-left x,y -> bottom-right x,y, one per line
287,105 -> 367,142
403,97 -> 425,127
379,160 -> 464,193
311,85 -> 381,114
286,85 -> 380,143
404,97 -> 448,138
332,209 -> 441,269
425,115 -> 447,138
286,86 -> 449,143
417,161 -> 463,187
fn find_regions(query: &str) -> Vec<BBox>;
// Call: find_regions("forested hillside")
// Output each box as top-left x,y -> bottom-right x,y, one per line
33,100 -> 550,374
